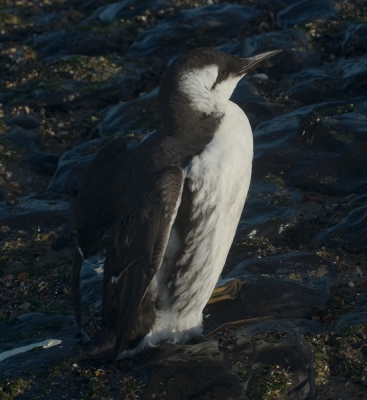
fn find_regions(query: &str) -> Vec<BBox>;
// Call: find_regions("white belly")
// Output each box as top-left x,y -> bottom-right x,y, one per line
141,102 -> 253,348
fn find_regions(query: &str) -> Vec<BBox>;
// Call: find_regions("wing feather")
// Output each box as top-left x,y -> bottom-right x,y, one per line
101,166 -> 184,358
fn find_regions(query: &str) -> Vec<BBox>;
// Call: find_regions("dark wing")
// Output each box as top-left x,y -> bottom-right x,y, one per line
101,166 -> 184,358
71,136 -> 129,335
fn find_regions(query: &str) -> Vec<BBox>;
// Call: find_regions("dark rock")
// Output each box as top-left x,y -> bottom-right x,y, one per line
231,79 -> 274,128
128,4 -> 262,62
91,0 -> 170,21
209,253 -> 336,322
340,23 -> 367,57
0,313 -> 77,377
314,205 -> 367,252
47,138 -> 108,195
0,193 -> 69,230
27,150 -> 60,176
98,87 -> 159,136
29,28 -> 71,60
336,294 -> 367,329
70,35 -> 122,56
132,319 -> 318,400
6,115 -> 40,130
47,138 -> 139,195
277,0 -> 336,29
50,235 -> 70,251
80,256 -> 104,309
280,52 -> 367,104
253,97 -> 367,195
219,29 -> 319,78
34,13 -> 60,29
5,126 -> 40,150
237,178 -> 303,238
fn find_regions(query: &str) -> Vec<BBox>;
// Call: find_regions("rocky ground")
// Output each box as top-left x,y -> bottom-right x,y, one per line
0,0 -> 367,399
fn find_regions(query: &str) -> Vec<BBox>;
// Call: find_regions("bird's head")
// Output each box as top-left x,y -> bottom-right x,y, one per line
159,47 -> 281,128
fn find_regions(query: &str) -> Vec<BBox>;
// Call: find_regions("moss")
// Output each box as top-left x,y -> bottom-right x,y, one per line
119,376 -> 143,400
247,365 -> 292,400
264,174 -> 285,187
0,378 -> 32,400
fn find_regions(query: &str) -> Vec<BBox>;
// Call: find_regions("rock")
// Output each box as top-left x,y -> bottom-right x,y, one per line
219,29 -> 319,78
16,273 -> 29,282
0,313 -> 76,377
47,138 -> 108,195
314,205 -> 367,252
98,87 -> 159,137
5,115 -> 40,130
277,0 -> 336,29
0,193 -> 69,230
91,0 -> 170,21
336,294 -> 367,329
27,150 -> 60,176
280,52 -> 367,104
5,126 -> 40,150
340,23 -> 367,57
208,253 -> 336,322
230,79 -> 275,128
237,178 -> 303,238
47,138 -> 138,195
132,318 -> 319,400
80,256 -> 105,309
253,97 -> 367,196
128,4 -> 263,62
70,35 -> 123,56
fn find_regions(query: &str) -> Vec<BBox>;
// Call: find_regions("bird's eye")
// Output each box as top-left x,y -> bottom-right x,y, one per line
220,70 -> 226,76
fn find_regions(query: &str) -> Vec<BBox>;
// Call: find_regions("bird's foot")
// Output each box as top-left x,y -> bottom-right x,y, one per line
207,278 -> 246,304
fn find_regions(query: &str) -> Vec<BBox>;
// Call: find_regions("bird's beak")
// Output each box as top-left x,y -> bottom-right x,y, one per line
239,49 -> 282,75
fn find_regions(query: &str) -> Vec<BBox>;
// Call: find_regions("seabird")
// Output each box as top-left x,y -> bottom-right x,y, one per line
71,47 -> 281,360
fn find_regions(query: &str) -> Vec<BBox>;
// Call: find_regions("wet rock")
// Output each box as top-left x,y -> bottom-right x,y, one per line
340,23 -> 367,57
47,138 -> 108,195
132,318 -> 318,400
280,53 -> 367,104
0,313 -> 77,377
47,138 -> 138,195
220,29 -> 319,78
277,0 -> 336,29
237,178 -> 303,238
336,294 -> 367,329
98,87 -> 159,136
6,115 -> 40,130
17,273 -> 29,282
80,256 -> 104,309
5,127 -> 40,150
231,79 -> 274,128
128,4 -> 262,62
213,252 -> 336,321
30,29 -> 78,60
2,274 -> 15,288
253,98 -> 367,195
91,0 -> 170,22
70,35 -> 123,56
314,205 -> 367,252
0,193 -> 69,230
27,150 -> 60,176
34,13 -> 60,29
